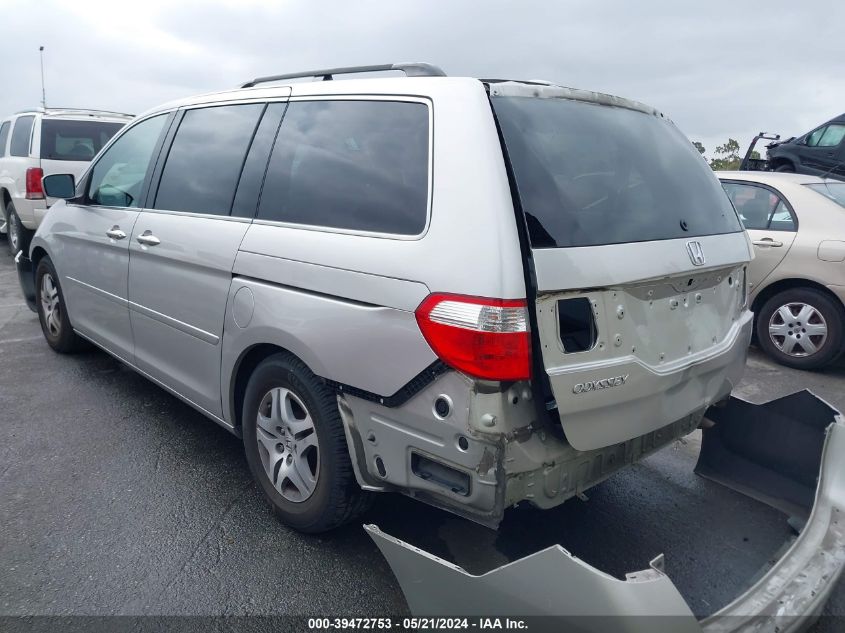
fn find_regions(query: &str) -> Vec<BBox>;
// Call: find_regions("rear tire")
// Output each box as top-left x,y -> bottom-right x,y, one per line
242,352 -> 371,533
756,288 -> 844,370
6,202 -> 31,255
35,256 -> 88,353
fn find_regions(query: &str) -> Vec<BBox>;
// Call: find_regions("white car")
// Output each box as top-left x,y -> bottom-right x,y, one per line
0,108 -> 131,254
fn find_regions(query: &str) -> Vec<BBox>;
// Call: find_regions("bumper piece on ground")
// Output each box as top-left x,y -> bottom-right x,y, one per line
367,392 -> 845,633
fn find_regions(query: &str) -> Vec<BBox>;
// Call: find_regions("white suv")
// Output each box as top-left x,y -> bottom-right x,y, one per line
0,108 -> 131,254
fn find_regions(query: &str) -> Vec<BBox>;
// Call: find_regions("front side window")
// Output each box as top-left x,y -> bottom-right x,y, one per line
817,124 -> 845,148
806,126 -> 825,147
154,103 -> 264,216
40,119 -> 125,161
0,122 -> 10,157
87,114 -> 168,208
10,115 -> 35,157
722,182 -> 796,231
493,96 -> 741,248
257,100 -> 430,235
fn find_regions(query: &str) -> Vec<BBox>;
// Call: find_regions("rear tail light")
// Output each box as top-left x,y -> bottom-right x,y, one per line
25,168 -> 44,200
415,293 -> 531,381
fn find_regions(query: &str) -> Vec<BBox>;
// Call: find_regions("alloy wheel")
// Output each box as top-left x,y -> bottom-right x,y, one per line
9,213 -> 20,252
255,387 -> 320,503
40,273 -> 62,338
768,302 -> 828,357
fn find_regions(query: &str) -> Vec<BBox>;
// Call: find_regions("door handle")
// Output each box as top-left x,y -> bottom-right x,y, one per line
136,230 -> 161,247
106,226 -> 126,240
752,238 -> 783,247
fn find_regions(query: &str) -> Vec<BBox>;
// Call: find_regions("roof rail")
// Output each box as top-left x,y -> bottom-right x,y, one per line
240,62 -> 447,88
13,107 -> 133,118
44,107 -> 134,118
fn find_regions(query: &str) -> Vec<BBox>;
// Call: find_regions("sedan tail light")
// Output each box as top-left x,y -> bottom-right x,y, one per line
25,167 -> 45,200
415,293 -> 531,381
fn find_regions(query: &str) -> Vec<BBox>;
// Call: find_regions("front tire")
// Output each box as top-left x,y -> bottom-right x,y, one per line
35,257 -> 88,353
242,352 -> 371,533
756,288 -> 844,370
774,163 -> 795,173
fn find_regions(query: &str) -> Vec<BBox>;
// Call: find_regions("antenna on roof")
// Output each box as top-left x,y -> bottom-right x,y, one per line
39,46 -> 47,110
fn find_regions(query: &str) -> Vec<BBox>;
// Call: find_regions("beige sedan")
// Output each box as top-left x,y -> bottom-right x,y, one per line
720,172 -> 845,369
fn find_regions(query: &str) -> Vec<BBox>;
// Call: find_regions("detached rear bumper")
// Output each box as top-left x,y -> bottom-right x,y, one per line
368,392 -> 845,632
15,250 -> 37,313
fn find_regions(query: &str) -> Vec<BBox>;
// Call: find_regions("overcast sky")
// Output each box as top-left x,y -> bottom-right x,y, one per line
0,0 -> 842,158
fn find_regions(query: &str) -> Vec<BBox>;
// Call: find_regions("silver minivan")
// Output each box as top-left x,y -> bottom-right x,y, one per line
17,63 -> 753,533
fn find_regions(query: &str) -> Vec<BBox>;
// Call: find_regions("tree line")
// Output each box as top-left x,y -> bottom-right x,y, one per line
692,139 -> 759,171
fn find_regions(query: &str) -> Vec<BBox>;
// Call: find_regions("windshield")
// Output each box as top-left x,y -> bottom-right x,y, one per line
492,96 -> 742,248
806,183 -> 845,209
40,119 -> 125,162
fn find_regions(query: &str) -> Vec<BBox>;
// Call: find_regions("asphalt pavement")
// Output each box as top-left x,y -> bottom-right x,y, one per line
1,241 -> 843,627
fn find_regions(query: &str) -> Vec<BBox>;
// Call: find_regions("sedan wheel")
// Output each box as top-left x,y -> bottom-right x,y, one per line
757,288 -> 844,370
768,302 -> 827,357
255,387 -> 320,503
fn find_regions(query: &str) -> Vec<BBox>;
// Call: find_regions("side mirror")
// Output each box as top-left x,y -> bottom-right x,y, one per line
42,174 -> 76,199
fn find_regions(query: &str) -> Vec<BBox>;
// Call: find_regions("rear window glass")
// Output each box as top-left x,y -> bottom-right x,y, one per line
257,100 -> 429,235
10,116 -> 35,157
492,97 -> 742,248
40,119 -> 125,161
807,183 -> 845,208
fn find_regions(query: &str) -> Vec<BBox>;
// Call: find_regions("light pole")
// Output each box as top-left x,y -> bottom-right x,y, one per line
39,45 -> 46,110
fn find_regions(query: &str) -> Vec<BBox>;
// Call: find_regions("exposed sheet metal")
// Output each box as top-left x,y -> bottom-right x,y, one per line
368,392 -> 845,633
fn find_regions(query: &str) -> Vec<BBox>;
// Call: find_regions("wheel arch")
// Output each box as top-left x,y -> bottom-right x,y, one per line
752,278 -> 845,317
768,156 -> 796,171
30,244 -> 49,268
229,343 -> 308,432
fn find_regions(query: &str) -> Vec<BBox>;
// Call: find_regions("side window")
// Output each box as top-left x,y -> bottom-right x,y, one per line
154,103 -> 264,216
10,116 -> 35,157
0,122 -> 10,156
818,124 -> 845,148
806,127 -> 825,147
257,100 -> 429,235
723,182 -> 795,231
87,114 -> 168,208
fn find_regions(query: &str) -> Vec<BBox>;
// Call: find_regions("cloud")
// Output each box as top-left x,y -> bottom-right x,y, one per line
1,0 -> 842,154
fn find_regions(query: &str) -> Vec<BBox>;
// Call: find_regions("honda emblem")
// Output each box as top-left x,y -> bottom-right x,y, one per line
686,241 -> 705,266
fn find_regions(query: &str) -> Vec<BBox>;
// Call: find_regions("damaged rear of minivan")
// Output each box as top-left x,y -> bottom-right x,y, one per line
429,81 -> 753,522
364,78 -> 843,629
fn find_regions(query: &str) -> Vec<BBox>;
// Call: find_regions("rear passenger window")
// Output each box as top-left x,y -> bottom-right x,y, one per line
722,182 -> 796,231
0,122 -> 9,156
154,104 -> 264,216
10,116 -> 35,157
257,100 -> 429,235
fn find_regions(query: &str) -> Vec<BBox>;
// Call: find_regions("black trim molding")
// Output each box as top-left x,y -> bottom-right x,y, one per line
326,361 -> 450,408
